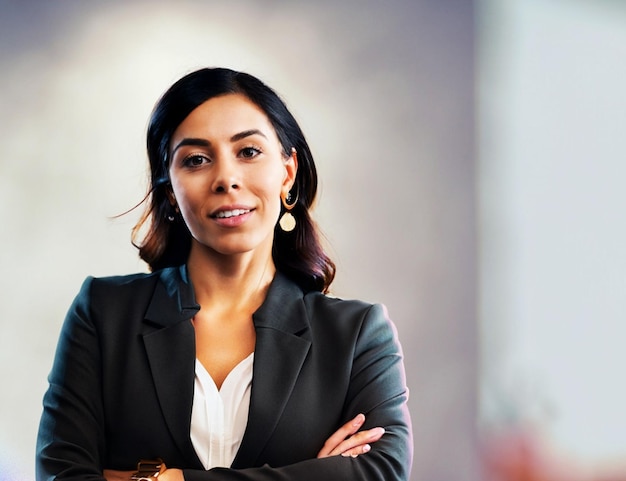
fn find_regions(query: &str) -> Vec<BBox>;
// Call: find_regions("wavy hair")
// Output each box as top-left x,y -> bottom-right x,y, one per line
132,68 -> 335,292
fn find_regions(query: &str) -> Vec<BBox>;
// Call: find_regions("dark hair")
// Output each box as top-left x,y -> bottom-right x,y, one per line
132,67 -> 335,293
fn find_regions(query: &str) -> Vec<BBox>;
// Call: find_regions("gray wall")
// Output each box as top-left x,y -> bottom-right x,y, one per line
0,2 -> 478,480
479,0 -> 626,468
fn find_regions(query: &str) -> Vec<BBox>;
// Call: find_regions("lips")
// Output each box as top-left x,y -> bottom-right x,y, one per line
209,205 -> 254,227
213,208 -> 251,219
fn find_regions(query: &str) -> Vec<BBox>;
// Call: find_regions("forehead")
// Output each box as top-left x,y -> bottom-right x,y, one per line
172,93 -> 277,141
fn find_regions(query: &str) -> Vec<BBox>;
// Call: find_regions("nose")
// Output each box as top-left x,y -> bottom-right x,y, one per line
211,157 -> 240,193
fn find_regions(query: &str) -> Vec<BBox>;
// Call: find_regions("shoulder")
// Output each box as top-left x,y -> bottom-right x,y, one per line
300,292 -> 405,385
73,267 -> 181,314
302,291 -> 378,320
80,265 -> 188,293
76,270 -> 160,300
302,291 -> 395,341
88,270 -> 160,290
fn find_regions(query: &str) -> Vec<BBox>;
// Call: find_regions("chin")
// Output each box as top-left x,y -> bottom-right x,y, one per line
192,231 -> 273,259
205,240 -> 265,257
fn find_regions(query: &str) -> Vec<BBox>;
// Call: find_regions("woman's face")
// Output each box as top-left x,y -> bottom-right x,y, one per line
168,93 -> 297,259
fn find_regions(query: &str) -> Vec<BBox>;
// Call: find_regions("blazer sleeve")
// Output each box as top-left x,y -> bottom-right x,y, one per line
36,277 -> 107,481
182,303 -> 413,481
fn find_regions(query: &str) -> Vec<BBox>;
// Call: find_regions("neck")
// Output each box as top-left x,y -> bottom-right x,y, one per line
186,241 -> 276,314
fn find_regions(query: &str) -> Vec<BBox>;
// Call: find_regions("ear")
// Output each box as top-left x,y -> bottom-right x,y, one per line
165,184 -> 177,207
282,147 -> 298,194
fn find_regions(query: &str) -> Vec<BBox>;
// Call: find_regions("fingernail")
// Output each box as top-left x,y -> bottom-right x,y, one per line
353,413 -> 365,426
363,444 -> 371,453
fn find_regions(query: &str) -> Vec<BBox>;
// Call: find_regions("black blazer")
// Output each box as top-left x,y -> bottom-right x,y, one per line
36,266 -> 413,480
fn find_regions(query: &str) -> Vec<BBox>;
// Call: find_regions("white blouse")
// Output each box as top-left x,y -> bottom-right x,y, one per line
190,353 -> 254,469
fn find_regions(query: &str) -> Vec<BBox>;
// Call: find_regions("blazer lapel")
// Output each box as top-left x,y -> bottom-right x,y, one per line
139,267 -> 311,469
232,273 -> 311,468
142,266 -> 202,465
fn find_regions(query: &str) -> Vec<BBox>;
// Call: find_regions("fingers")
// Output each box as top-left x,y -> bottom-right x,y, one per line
334,426 -> 385,458
158,468 -> 184,481
341,442 -> 372,458
317,414 -> 385,459
317,413 -> 366,458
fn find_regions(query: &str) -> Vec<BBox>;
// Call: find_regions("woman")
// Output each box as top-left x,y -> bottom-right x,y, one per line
36,68 -> 413,481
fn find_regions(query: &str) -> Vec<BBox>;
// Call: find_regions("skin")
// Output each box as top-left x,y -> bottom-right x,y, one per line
104,94 -> 383,480
167,94 -> 294,390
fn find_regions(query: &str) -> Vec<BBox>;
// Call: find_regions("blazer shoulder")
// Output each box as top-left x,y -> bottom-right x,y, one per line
303,290 -> 381,318
89,270 -> 161,289
302,291 -> 392,337
73,270 -> 164,314
85,265 -> 185,295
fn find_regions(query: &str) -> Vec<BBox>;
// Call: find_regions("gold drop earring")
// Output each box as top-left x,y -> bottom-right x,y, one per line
279,189 -> 297,232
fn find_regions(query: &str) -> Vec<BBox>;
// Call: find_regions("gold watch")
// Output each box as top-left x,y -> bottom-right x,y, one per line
130,459 -> 164,480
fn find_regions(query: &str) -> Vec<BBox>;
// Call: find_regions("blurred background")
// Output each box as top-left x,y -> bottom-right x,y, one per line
479,1 -> 626,479
0,1 -> 624,480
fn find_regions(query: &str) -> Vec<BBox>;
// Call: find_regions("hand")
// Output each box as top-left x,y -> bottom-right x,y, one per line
103,470 -> 134,481
103,461 -> 183,481
155,468 -> 183,481
317,413 -> 385,459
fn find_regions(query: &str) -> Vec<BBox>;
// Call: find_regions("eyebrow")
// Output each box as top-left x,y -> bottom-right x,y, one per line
171,129 -> 268,156
230,129 -> 268,142
171,138 -> 210,156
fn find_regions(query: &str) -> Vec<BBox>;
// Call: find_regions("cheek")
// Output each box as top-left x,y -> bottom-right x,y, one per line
170,176 -> 200,208
259,175 -> 286,209
268,193 -> 282,219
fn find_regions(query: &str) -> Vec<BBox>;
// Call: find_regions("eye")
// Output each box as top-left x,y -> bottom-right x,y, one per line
239,146 -> 262,159
182,154 -> 210,167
